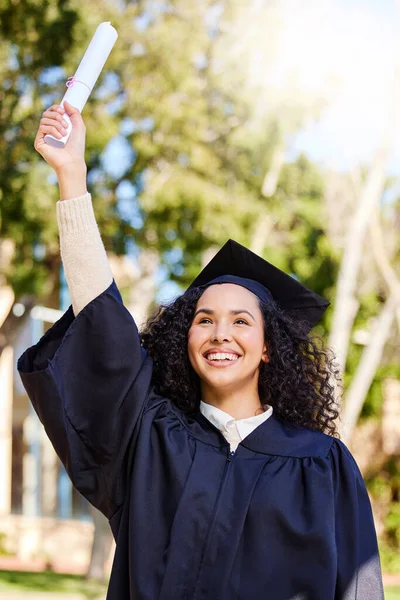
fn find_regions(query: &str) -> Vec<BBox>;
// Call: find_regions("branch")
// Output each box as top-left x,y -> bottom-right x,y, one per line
261,145 -> 285,198
340,291 -> 399,443
249,213 -> 276,256
328,144 -> 391,377
369,207 -> 400,331
339,206 -> 400,443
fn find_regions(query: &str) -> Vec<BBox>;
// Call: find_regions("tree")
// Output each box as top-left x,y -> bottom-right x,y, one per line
325,110 -> 400,442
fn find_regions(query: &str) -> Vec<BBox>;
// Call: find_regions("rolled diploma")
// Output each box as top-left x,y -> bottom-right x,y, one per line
44,21 -> 118,148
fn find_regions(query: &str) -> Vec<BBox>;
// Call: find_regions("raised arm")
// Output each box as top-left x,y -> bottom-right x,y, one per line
18,103 -> 154,518
35,102 -> 112,314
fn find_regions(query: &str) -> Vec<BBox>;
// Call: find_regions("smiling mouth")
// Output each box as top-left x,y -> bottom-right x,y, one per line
203,352 -> 241,366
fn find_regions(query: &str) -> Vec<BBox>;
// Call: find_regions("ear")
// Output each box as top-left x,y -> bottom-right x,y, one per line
261,344 -> 269,363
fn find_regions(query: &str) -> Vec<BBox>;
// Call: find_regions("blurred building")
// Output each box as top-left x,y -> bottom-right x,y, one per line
0,305 -> 95,574
0,258 -> 149,575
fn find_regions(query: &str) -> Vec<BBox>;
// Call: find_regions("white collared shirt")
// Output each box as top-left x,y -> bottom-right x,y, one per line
200,401 -> 273,451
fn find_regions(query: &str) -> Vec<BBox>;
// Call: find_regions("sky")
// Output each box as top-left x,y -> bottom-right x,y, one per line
100,0 -> 400,175
283,0 -> 400,172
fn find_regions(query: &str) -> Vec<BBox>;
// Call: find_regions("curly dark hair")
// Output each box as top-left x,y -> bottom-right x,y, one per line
140,286 -> 341,437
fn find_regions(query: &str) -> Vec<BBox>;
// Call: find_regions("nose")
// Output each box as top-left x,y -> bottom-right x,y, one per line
211,325 -> 232,343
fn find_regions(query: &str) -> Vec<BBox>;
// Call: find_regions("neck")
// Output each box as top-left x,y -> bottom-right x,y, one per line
201,384 -> 264,420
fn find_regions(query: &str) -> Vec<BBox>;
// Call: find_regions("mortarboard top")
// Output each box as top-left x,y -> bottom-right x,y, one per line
188,239 -> 330,331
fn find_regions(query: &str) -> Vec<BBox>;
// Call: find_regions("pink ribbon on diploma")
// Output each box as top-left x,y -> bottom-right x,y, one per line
66,76 -> 92,92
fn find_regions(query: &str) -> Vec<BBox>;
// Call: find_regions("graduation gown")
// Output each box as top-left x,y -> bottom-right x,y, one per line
18,281 -> 384,600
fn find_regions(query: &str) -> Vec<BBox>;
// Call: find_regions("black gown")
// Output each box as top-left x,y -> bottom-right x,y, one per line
18,281 -> 384,600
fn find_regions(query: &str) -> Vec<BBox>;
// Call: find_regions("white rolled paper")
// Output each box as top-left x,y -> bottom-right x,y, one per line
45,21 -> 118,148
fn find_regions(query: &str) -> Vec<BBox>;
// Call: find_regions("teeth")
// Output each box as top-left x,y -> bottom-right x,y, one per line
206,352 -> 239,361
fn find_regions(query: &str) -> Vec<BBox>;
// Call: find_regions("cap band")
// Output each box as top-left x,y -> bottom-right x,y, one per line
201,275 -> 274,304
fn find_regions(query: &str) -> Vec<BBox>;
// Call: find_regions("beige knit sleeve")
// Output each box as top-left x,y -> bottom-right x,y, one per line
56,192 -> 113,316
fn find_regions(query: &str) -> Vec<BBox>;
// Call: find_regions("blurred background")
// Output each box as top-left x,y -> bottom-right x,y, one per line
0,0 -> 400,598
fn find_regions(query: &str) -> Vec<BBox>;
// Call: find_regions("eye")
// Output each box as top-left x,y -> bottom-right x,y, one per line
234,319 -> 248,325
199,318 -> 212,324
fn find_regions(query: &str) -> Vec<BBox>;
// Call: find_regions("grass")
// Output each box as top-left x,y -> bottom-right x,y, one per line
0,570 -> 399,598
0,570 -> 107,597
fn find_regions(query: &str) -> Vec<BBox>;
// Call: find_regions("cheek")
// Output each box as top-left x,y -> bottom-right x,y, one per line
187,327 -> 204,358
239,328 -> 265,352
187,329 -> 194,357
187,328 -> 206,375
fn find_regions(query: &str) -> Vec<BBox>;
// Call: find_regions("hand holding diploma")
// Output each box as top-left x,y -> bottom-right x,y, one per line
34,22 -> 118,198
34,101 -> 87,173
44,22 -> 118,149
34,101 -> 88,199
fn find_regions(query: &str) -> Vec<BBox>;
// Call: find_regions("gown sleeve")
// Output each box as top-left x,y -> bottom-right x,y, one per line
330,438 -> 384,599
17,280 -> 153,519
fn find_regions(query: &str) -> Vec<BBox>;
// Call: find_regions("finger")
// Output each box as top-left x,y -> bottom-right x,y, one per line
40,117 -> 69,134
42,109 -> 68,124
38,124 -> 65,139
63,101 -> 79,115
63,101 -> 85,129
48,104 -> 65,114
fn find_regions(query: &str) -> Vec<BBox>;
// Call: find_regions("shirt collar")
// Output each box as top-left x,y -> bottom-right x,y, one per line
235,406 -> 273,439
200,401 -> 273,441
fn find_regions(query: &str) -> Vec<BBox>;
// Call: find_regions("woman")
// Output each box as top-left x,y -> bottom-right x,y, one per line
18,102 -> 384,600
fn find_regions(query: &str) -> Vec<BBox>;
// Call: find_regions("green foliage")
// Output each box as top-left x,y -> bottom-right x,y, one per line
1,0 -> 339,310
367,458 -> 400,573
264,155 -> 339,336
359,361 -> 400,420
0,569 -> 106,597
0,0 -> 81,301
276,155 -> 339,295
0,532 -> 13,557
385,503 -> 400,547
379,540 -> 400,575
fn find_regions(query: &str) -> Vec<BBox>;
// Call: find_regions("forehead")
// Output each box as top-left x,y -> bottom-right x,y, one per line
196,283 -> 260,310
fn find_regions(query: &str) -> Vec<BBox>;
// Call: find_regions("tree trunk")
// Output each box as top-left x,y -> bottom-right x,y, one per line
369,208 -> 400,331
0,295 -> 35,360
261,146 -> 285,198
328,145 -> 390,377
340,291 -> 398,443
340,207 -> 400,443
0,286 -> 14,328
249,214 -> 275,256
86,505 -> 114,581
127,249 -> 159,328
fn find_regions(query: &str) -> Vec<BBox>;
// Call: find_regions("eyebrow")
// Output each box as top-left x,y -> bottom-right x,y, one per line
194,308 -> 256,322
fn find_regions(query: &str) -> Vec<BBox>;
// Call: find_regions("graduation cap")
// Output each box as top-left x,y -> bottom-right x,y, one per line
188,239 -> 329,331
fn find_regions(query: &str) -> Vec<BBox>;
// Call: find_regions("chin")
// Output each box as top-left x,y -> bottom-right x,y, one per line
202,372 -> 248,391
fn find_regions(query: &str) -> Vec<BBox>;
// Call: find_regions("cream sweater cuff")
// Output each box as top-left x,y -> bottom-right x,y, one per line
56,192 -> 113,316
56,192 -> 98,233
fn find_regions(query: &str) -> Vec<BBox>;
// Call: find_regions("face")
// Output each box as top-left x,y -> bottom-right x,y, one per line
187,284 -> 268,396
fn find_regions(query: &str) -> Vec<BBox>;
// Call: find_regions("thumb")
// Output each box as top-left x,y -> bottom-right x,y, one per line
63,101 -> 85,127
